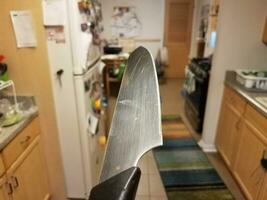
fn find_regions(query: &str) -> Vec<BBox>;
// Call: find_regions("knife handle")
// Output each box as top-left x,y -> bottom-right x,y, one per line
89,167 -> 141,200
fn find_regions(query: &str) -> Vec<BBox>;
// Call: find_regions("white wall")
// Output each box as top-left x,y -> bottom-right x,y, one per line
100,0 -> 165,57
199,0 -> 267,152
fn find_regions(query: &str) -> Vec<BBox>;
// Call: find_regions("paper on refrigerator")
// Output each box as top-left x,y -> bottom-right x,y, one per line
10,10 -> 37,48
42,0 -> 66,26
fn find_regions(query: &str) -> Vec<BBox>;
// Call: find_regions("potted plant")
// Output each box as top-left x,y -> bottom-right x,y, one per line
0,55 -> 8,81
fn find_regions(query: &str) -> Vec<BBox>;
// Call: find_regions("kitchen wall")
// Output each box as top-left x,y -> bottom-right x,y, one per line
0,0 -> 66,198
100,0 -> 165,57
199,0 -> 267,151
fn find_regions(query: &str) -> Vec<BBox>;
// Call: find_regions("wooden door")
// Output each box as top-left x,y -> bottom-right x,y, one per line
263,18 -> 267,44
7,136 -> 50,200
0,176 -> 10,200
164,0 -> 194,78
233,120 -> 266,200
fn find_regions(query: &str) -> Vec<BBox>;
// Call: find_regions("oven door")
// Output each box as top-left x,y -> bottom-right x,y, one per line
184,68 -> 205,114
183,67 -> 209,132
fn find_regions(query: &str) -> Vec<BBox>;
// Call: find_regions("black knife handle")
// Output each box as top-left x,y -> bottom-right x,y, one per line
89,167 -> 141,200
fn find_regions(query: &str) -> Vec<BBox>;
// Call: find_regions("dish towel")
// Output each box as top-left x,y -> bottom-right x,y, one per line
183,66 -> 196,94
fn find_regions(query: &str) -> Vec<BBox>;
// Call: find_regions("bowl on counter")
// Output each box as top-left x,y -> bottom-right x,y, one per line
103,45 -> 123,54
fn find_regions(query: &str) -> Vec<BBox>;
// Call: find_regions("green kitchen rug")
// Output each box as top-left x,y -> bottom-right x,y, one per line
154,138 -> 235,200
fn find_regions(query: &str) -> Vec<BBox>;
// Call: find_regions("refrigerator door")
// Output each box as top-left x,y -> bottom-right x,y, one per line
46,1 -> 87,196
66,0 -> 101,76
73,59 -> 104,197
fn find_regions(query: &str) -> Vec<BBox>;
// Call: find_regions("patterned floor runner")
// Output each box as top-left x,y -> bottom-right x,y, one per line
154,116 -> 234,199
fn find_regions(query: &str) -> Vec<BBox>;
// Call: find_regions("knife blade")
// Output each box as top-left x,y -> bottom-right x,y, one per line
100,46 -> 162,182
89,46 -> 162,200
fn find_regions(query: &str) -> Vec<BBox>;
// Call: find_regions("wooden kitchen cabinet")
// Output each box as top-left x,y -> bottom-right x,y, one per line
6,136 -> 50,200
0,117 -> 51,200
216,86 -> 267,200
258,177 -> 267,200
233,118 -> 266,200
0,176 -> 10,200
215,86 -> 246,167
2,118 -> 40,169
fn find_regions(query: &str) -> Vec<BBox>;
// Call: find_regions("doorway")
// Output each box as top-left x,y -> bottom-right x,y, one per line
164,0 -> 194,78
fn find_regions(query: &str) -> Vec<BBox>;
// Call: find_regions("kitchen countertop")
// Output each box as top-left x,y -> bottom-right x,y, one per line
0,95 -> 38,151
225,71 -> 267,117
0,107 -> 38,151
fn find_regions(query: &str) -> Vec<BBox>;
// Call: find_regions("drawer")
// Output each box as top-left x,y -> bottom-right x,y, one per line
224,86 -> 246,113
2,117 -> 40,168
245,104 -> 267,141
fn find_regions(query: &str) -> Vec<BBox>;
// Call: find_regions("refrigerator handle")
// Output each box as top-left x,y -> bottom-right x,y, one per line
56,69 -> 64,87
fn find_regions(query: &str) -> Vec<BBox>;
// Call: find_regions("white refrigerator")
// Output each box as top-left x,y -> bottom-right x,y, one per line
45,0 -> 104,198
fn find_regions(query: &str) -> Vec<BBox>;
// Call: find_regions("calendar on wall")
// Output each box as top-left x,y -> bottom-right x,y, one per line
110,6 -> 142,38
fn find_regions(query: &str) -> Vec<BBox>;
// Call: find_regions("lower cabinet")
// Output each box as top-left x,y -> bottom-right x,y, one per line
216,86 -> 267,200
0,117 -> 50,200
6,136 -> 50,200
233,119 -> 266,200
0,176 -> 10,200
258,178 -> 267,200
216,86 -> 246,168
216,99 -> 242,167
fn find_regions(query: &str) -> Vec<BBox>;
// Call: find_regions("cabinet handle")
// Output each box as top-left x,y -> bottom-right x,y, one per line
5,182 -> 13,195
11,176 -> 19,188
20,136 -> 31,146
261,150 -> 267,170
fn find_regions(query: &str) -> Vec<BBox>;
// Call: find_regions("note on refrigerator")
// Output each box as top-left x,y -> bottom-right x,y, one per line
87,113 -> 99,135
10,10 -> 37,48
42,0 -> 66,26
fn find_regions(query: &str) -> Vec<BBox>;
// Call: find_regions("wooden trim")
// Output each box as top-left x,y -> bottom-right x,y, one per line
0,156 -> 5,177
163,0 -> 169,46
135,38 -> 161,43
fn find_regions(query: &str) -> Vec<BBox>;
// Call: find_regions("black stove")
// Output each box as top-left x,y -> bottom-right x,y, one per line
183,57 -> 211,133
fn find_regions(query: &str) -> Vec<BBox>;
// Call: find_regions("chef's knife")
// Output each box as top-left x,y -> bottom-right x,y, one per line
89,46 -> 162,200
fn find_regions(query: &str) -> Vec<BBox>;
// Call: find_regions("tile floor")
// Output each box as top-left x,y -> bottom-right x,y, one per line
135,79 -> 183,199
136,151 -> 168,200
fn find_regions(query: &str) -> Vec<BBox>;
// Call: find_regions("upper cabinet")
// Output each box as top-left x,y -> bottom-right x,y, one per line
263,18 -> 267,44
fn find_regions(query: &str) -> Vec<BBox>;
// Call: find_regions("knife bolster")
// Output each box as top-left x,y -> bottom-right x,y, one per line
89,167 -> 141,200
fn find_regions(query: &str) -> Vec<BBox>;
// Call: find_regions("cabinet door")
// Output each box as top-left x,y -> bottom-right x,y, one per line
233,120 -> 266,200
216,100 -> 242,167
258,177 -> 267,200
0,176 -> 11,200
7,136 -> 50,200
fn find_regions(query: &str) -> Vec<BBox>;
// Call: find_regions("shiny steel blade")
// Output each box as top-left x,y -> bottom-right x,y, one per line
100,46 -> 162,182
